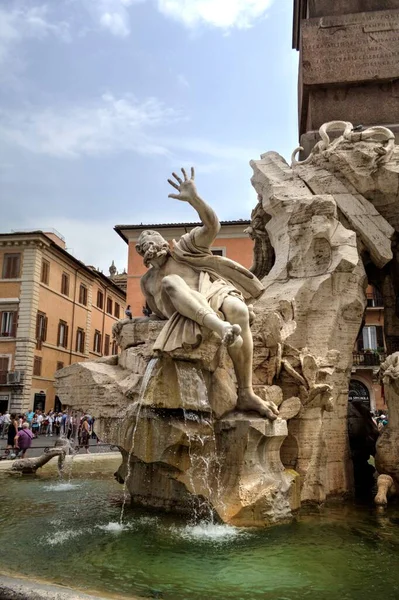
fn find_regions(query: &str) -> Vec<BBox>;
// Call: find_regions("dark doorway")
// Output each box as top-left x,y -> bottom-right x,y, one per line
33,392 -> 46,412
54,395 -> 62,413
0,396 -> 9,413
349,380 -> 371,410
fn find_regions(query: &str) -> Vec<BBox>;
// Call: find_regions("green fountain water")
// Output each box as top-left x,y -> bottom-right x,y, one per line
1,471 -> 399,600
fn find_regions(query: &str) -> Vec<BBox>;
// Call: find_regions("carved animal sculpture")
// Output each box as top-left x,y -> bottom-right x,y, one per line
11,448 -> 66,474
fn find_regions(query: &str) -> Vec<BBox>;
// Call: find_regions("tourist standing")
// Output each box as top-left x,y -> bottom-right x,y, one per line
80,417 -> 90,453
0,413 -> 4,438
6,414 -> 18,451
31,413 -> 40,437
26,409 -> 34,426
2,411 -> 10,439
15,422 -> 34,458
61,412 -> 67,435
36,411 -> 44,435
54,413 -> 62,436
46,413 -> 54,436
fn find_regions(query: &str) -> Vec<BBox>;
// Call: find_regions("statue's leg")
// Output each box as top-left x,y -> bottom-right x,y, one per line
221,296 -> 279,420
162,275 -> 242,345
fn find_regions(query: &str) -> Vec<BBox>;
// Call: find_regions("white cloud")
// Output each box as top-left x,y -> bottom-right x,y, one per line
177,73 -> 190,88
0,93 -> 180,158
0,93 -> 254,163
83,0 -> 145,37
0,4 -> 70,67
100,11 -> 130,36
83,0 -> 274,35
155,0 -> 274,29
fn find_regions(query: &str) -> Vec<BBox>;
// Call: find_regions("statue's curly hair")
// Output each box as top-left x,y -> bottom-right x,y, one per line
136,230 -> 170,267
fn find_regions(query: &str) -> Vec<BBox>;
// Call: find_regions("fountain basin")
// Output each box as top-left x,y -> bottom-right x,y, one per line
0,471 -> 399,600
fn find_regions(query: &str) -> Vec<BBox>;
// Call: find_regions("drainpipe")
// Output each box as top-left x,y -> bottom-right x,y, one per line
69,267 -> 83,366
98,278 -> 108,356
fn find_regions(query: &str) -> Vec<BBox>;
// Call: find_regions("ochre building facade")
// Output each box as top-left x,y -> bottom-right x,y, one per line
0,231 -> 126,414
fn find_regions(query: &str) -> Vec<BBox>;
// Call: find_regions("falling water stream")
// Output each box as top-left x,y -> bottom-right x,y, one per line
119,357 -> 159,526
180,364 -> 224,524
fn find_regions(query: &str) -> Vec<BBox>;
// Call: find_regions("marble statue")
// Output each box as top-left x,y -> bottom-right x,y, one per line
134,167 -> 278,421
374,352 -> 399,506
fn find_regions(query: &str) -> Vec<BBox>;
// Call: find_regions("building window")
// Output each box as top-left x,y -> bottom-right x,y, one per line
104,334 -> 110,356
97,290 -> 104,309
0,357 -> 9,384
79,284 -> 88,306
61,272 -> 70,296
361,325 -> 384,351
76,328 -> 85,354
57,320 -> 69,348
33,356 -> 42,376
41,259 -> 50,285
367,287 -> 384,308
114,303 -> 120,319
56,361 -> 64,371
35,312 -> 47,349
93,330 -> 102,353
0,311 -> 17,337
111,340 -> 118,355
211,248 -> 225,257
2,253 -> 21,279
106,297 -> 113,314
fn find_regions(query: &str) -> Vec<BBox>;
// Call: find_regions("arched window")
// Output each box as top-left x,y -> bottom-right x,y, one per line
348,380 -> 370,409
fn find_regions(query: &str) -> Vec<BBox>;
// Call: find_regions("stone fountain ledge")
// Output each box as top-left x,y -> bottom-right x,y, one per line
0,452 -> 120,475
0,573 -> 135,600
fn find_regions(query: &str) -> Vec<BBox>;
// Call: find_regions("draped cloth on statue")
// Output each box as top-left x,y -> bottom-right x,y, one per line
153,227 -> 264,352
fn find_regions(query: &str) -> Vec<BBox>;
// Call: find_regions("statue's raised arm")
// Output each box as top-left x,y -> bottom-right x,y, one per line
168,168 -> 220,249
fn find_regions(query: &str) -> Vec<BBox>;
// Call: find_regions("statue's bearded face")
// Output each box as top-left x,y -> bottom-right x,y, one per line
136,230 -> 170,267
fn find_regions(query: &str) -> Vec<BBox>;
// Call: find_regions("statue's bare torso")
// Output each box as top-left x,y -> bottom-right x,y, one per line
143,257 -> 200,319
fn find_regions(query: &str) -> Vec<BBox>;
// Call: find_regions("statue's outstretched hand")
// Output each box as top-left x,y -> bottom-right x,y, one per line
168,167 -> 197,202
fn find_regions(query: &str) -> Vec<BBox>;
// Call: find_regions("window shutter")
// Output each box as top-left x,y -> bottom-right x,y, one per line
11,312 -> 17,337
14,256 -> 19,278
36,313 -> 40,339
376,326 -> 384,349
57,322 -> 61,346
0,312 -> 3,336
357,333 -> 364,352
64,324 -> 69,348
82,331 -> 85,353
43,316 -> 48,342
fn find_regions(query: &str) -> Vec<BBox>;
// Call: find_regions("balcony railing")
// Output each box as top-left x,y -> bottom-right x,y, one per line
366,291 -> 384,308
0,371 -> 8,384
352,351 -> 386,366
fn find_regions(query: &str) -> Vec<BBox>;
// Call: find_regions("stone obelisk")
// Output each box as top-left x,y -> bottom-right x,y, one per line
293,0 -> 399,156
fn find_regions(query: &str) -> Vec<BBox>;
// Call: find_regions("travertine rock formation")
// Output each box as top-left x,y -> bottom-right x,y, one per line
250,121 -> 396,502
57,321 -> 301,525
375,353 -> 399,505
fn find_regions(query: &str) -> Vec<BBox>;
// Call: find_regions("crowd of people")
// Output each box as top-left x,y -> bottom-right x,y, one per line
0,410 -> 97,458
371,410 -> 389,431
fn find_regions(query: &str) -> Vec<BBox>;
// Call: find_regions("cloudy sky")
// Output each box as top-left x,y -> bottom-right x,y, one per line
0,0 -> 298,274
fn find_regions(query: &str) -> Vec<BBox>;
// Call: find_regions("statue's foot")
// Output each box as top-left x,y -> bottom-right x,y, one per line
374,474 -> 394,506
237,388 -> 279,421
221,323 -> 243,347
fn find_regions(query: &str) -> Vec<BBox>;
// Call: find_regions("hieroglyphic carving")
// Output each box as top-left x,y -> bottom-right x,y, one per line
302,10 -> 399,85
